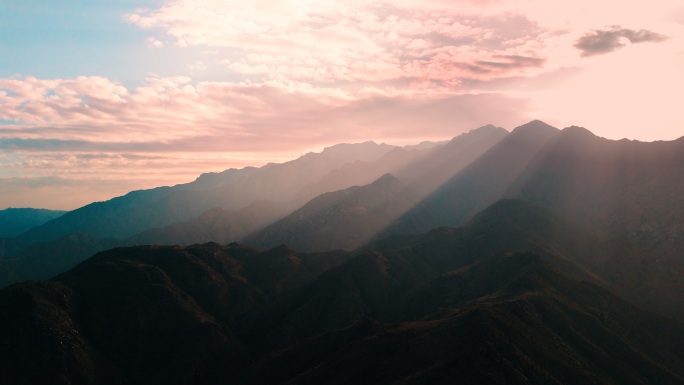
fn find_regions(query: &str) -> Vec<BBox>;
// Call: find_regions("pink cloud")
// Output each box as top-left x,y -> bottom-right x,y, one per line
126,1 -> 554,86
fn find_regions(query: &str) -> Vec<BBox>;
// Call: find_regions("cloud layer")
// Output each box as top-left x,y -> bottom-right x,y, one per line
127,1 -> 555,88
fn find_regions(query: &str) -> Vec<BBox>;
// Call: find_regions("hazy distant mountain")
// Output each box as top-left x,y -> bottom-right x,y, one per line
126,200 -> 288,246
19,141 -> 396,242
393,124 -> 509,195
245,174 -> 419,251
385,120 -> 559,235
3,199 -> 684,384
0,208 -> 67,238
0,233 -> 120,288
293,124 -> 508,206
248,125 -> 510,252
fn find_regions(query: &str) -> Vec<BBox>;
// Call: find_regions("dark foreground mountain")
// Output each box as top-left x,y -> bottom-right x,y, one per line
242,254 -> 684,385
2,200 -> 684,384
0,243 -> 350,385
0,208 -> 67,238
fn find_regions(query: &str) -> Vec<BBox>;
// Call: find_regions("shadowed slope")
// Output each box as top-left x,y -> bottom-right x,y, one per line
125,200 -> 288,246
505,127 -> 684,318
241,253 -> 684,385
0,208 -> 68,238
2,199 -> 684,384
385,120 -> 559,236
237,199 -> 604,354
295,125 -> 508,205
245,174 -> 419,252
0,243 -> 350,385
0,234 -> 120,288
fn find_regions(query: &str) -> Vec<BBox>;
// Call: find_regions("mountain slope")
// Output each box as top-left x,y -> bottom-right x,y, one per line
385,120 -> 559,235
2,199 -> 684,384
294,125 -> 508,205
0,243 -> 350,385
0,233 -> 120,288
245,174 -> 419,252
503,126 -> 684,318
242,253 -> 684,385
236,199 -> 607,355
125,200 -> 288,246
0,208 -> 67,238
19,141 -> 396,242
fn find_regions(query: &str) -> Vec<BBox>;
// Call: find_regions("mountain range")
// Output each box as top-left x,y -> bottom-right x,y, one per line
1,120 -> 683,384
0,208 -> 67,238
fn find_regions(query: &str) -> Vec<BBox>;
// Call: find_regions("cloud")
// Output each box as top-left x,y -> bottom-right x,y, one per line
146,37 -> 164,48
574,27 -> 668,57
0,75 -> 530,151
126,1 -> 554,86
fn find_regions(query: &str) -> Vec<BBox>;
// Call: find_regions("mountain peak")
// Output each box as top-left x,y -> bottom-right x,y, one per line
454,124 -> 509,140
371,173 -> 400,186
511,120 -> 559,136
561,125 -> 598,138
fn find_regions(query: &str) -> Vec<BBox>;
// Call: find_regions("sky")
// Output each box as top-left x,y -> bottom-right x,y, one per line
1,0 -> 683,210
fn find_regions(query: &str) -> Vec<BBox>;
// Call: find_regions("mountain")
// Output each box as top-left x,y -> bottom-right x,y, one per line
245,125 -> 510,252
2,199 -> 684,384
0,208 -> 67,238
293,124 -> 508,206
241,253 -> 684,385
503,126 -> 684,318
238,199 -> 603,353
19,141 -> 396,243
0,233 -> 120,288
245,174 -> 419,252
0,243 -> 350,385
125,200 -> 288,246
393,124 -> 509,195
385,120 -> 559,235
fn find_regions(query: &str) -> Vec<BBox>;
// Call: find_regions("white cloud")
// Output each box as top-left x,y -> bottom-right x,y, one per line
146,37 -> 165,48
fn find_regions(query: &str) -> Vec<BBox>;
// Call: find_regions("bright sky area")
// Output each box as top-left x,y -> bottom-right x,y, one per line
1,0 -> 683,209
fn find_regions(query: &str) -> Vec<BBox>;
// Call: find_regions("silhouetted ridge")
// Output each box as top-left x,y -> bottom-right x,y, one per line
561,125 -> 597,137
510,119 -> 559,136
466,123 -> 508,136
0,208 -> 68,238
384,120 -> 558,235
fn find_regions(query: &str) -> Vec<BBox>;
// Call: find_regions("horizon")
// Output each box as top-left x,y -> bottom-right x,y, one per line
2,119 -> 681,211
2,1 -> 683,209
